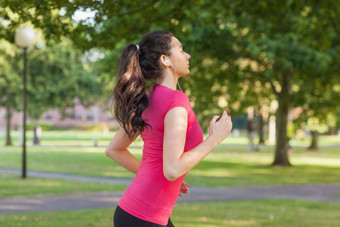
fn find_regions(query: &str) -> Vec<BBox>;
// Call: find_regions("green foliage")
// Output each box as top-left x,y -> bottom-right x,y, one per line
26,39 -> 103,119
0,3 -> 104,145
0,37 -> 103,121
48,123 -> 120,131
2,0 -> 340,162
26,122 -> 53,131
0,0 -> 74,42
0,39 -> 21,111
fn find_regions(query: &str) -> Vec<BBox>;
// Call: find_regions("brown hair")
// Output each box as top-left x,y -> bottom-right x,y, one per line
112,30 -> 173,140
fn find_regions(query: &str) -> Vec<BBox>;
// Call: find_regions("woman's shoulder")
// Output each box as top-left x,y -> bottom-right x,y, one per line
166,89 -> 190,103
163,89 -> 192,116
152,85 -> 189,101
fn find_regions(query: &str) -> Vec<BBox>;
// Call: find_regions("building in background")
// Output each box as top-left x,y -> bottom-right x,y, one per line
0,97 -> 119,131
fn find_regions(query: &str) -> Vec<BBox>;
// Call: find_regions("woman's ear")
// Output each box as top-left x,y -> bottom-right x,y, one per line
160,55 -> 170,67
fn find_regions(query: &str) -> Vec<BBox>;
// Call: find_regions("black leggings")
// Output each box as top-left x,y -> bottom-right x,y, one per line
114,206 -> 174,227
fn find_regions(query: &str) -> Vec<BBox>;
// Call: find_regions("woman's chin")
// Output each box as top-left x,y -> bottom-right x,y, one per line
183,70 -> 190,76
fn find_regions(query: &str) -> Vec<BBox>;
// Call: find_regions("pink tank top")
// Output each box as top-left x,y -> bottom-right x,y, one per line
118,84 -> 204,225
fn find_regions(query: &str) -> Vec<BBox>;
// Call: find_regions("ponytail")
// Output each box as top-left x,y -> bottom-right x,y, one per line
112,44 -> 151,140
112,30 -> 174,140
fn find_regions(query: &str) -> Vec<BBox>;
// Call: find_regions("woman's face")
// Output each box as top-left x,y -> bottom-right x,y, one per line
168,37 -> 191,77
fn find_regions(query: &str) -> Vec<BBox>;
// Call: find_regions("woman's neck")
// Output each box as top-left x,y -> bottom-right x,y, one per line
158,69 -> 178,90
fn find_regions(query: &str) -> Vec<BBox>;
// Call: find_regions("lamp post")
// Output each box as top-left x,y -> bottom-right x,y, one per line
15,27 -> 36,179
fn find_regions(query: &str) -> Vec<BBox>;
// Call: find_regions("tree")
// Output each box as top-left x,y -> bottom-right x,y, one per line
224,0 -> 340,165
0,40 -> 21,145
42,1 -> 339,165
0,4 -> 103,145
0,0 -> 74,43
291,1 -> 340,150
294,66 -> 340,150
52,0 -> 339,165
4,0 -> 339,165
26,39 -> 103,120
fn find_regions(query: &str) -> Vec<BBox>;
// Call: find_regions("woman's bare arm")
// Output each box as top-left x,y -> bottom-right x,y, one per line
105,127 -> 141,174
163,108 -> 231,181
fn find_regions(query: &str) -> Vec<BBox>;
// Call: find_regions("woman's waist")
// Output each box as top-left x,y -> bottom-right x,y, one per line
121,173 -> 185,213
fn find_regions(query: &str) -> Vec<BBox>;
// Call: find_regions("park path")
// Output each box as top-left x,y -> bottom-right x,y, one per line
0,167 -> 340,214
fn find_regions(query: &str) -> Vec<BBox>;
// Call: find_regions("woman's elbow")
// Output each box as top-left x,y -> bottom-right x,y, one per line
105,148 -> 113,157
163,167 -> 179,182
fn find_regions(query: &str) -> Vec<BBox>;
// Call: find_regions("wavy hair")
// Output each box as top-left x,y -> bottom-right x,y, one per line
112,30 -> 173,140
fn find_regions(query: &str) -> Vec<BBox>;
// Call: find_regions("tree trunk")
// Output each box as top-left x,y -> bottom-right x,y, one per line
308,131 -> 318,150
5,103 -> 12,146
329,127 -> 336,135
258,113 -> 265,144
272,69 -> 292,166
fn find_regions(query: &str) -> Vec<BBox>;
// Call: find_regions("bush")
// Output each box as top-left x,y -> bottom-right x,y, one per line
26,122 -> 54,131
50,122 -> 120,131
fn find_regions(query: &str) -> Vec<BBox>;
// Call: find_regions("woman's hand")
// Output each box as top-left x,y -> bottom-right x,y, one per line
209,110 -> 233,144
179,181 -> 190,196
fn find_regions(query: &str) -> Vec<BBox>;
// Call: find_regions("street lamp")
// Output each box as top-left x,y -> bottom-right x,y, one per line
15,27 -> 36,179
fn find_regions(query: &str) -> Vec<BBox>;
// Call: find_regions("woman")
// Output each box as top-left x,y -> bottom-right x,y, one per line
105,30 -> 232,227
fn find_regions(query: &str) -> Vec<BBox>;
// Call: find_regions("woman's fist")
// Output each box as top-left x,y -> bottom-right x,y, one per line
209,110 -> 233,144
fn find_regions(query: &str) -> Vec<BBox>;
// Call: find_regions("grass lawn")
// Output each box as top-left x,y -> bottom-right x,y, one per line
0,146 -> 340,194
0,145 -> 138,179
0,145 -> 339,189
0,199 -> 339,227
2,130 -> 339,147
0,130 -> 144,147
186,146 -> 340,187
1,131 -> 339,226
0,173 -> 126,199
0,131 -> 339,197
